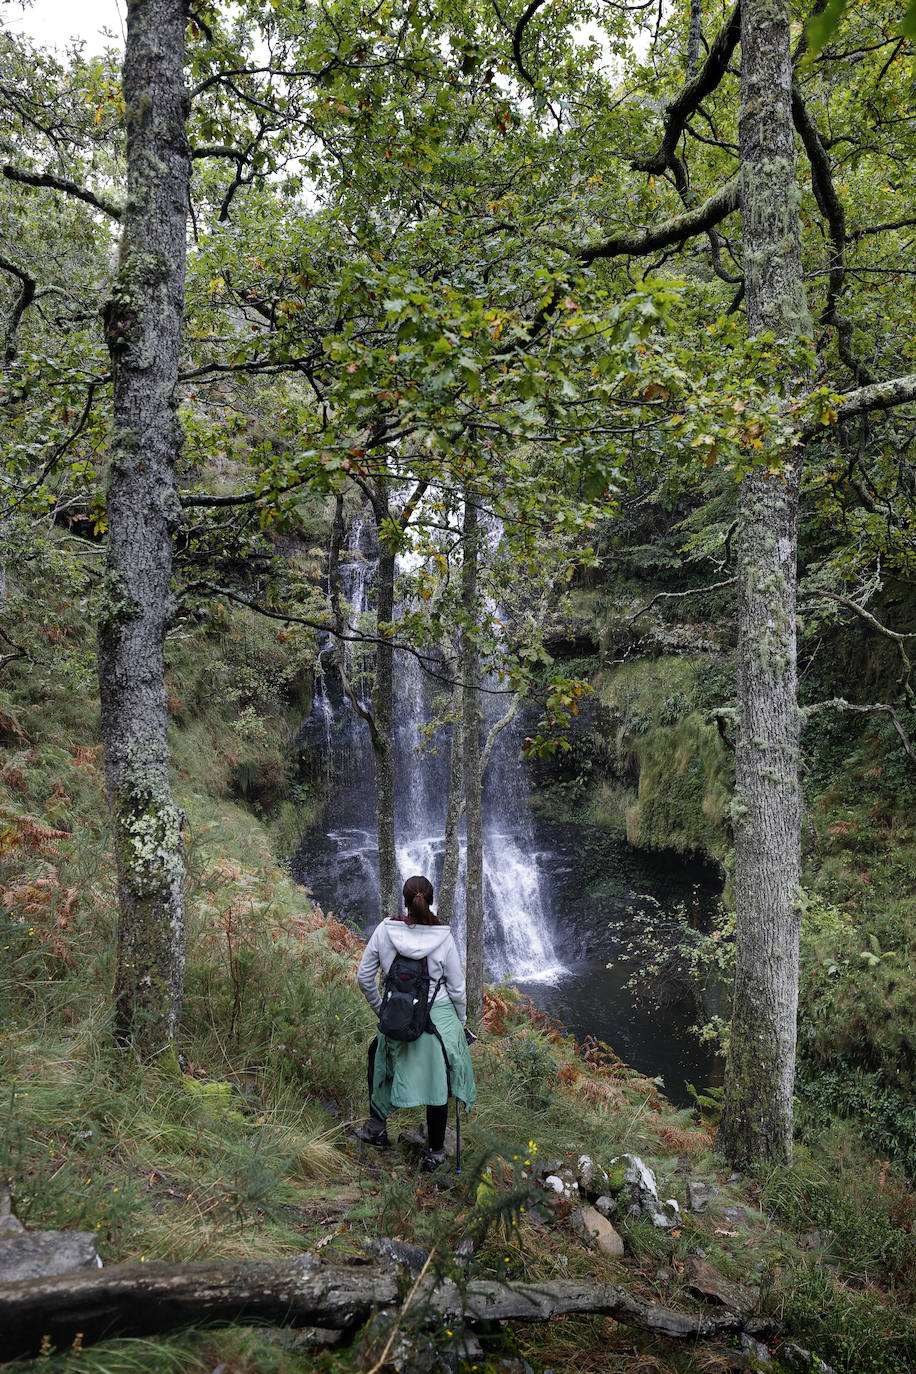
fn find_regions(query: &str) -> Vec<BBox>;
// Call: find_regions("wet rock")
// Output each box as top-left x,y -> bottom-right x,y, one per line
686,1254 -> 753,1314
688,1181 -> 719,1213
0,1230 -> 102,1283
573,1206 -> 624,1257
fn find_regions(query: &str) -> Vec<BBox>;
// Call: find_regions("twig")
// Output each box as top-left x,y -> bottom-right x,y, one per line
801,698 -> 916,765
627,577 -> 736,625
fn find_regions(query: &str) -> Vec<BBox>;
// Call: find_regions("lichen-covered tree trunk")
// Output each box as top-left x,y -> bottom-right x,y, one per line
717,0 -> 812,1166
373,536 -> 399,919
97,0 -> 189,1056
461,501 -> 484,1024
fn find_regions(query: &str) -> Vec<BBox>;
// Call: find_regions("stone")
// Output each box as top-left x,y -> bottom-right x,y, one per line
686,1254 -> 753,1314
610,1154 -> 680,1229
0,1230 -> 102,1284
372,1238 -> 430,1273
688,1180 -> 719,1213
717,1204 -> 753,1228
740,1334 -> 773,1367
0,1190 -> 23,1236
593,1194 -> 617,1219
573,1206 -> 625,1256
775,1341 -> 837,1374
543,1172 -> 578,1201
800,1229 -> 823,1251
576,1154 -> 609,1200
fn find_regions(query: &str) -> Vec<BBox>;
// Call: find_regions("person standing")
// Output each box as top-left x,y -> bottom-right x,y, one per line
355,874 -> 476,1171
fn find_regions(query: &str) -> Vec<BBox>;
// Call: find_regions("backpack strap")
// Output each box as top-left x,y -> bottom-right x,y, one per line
424,972 -> 452,1099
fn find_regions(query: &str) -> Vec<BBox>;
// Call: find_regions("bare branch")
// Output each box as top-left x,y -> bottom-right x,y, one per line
627,577 -> 736,625
792,84 -> 875,386
511,0 -> 550,88
803,373 -> 916,439
801,698 -> 916,764
1,164 -> 122,221
179,580 -> 517,695
578,176 -> 740,264
800,588 -> 915,705
632,3 -> 740,176
0,251 -> 36,361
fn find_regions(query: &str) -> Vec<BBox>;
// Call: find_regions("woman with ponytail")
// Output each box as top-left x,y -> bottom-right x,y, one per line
355,875 -> 476,1170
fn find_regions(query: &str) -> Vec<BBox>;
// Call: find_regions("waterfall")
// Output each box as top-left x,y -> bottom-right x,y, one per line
295,507 -> 564,985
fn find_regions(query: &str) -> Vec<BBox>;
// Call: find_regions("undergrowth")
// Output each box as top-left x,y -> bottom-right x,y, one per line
3,548 -> 916,1373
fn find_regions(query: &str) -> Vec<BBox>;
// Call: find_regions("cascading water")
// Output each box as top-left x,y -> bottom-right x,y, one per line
294,505 -> 564,985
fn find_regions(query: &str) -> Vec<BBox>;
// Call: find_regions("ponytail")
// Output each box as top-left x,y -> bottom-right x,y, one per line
403,874 -> 439,926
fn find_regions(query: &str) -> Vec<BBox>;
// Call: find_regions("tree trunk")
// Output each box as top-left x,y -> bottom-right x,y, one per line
437,665 -> 463,924
461,500 -> 484,1023
0,1254 -> 781,1360
370,490 -> 399,920
97,0 -> 189,1057
717,0 -> 812,1167
686,0 -> 703,78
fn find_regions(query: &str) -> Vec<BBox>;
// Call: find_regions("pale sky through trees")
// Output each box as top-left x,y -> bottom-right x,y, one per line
4,0 -> 125,51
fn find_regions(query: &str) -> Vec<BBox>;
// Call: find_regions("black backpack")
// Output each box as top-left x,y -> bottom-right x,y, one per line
377,954 -> 444,1042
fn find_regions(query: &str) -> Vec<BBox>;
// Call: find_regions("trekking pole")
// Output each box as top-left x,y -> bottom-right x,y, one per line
455,1097 -> 461,1174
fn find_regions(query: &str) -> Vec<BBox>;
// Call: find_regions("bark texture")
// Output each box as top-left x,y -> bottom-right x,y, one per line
362,484 -> 399,920
461,501 -> 484,1024
718,0 -> 811,1167
0,1255 -> 781,1359
97,0 -> 189,1056
437,667 -> 464,925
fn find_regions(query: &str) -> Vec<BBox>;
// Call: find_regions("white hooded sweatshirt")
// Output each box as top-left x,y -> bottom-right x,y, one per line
357,918 -> 467,1027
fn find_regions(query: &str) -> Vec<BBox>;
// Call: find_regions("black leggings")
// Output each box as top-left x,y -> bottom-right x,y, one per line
368,1038 -> 448,1149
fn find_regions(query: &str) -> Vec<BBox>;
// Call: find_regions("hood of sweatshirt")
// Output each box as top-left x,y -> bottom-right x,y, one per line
384,919 -> 451,961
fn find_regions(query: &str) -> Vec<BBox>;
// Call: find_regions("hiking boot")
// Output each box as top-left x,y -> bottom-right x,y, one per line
421,1148 -> 448,1173
353,1117 -> 389,1148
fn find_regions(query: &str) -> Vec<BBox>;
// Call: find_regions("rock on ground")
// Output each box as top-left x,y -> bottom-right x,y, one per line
0,1231 -> 102,1284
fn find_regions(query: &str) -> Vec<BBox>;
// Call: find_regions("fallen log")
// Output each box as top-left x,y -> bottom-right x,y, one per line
0,1253 -> 781,1360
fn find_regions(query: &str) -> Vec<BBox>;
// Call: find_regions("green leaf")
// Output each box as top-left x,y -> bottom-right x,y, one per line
804,0 -> 848,60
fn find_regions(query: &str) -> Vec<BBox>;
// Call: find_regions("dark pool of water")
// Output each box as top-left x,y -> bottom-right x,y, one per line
509,819 -> 724,1107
